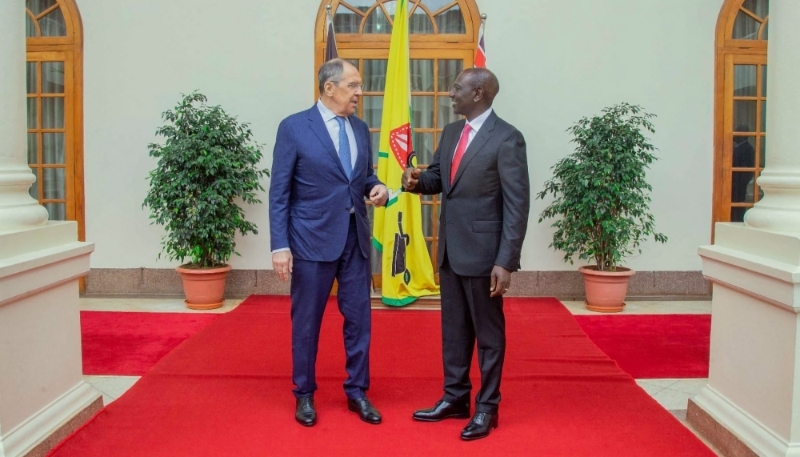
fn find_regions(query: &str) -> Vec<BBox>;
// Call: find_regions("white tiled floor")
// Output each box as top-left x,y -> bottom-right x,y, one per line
79,297 -> 716,453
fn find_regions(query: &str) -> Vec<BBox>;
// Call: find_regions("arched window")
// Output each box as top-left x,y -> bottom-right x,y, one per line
25,0 -> 84,240
713,0 -> 769,226
315,0 -> 480,286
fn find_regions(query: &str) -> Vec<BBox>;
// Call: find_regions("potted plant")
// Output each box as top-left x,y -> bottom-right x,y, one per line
536,103 -> 667,312
143,92 -> 269,310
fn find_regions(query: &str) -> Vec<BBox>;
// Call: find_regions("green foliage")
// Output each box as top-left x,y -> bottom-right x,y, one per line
536,103 -> 667,271
143,92 -> 269,268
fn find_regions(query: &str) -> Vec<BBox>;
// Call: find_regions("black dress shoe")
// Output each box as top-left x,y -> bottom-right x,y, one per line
461,412 -> 498,440
347,396 -> 382,424
412,399 -> 470,422
295,397 -> 316,426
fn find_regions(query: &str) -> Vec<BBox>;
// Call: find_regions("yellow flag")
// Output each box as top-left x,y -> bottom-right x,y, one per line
372,0 -> 439,306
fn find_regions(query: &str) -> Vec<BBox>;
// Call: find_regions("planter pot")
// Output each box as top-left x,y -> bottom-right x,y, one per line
578,265 -> 635,313
175,264 -> 232,310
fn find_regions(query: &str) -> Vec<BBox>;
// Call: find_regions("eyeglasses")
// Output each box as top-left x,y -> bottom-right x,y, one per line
333,81 -> 364,92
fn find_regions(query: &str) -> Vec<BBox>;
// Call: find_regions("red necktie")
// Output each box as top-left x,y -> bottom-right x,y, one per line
450,123 -> 472,184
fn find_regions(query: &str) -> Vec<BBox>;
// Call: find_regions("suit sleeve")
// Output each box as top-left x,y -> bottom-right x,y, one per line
269,119 -> 297,251
362,122 -> 383,197
495,129 -> 530,272
409,128 -> 444,195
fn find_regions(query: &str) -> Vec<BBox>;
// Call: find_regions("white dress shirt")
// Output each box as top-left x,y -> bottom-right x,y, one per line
317,99 -> 358,171
452,107 -> 493,162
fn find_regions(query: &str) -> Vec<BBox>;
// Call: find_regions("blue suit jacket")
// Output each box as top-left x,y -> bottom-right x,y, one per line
269,105 -> 382,262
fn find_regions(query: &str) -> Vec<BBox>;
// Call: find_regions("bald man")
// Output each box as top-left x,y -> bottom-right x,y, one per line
270,59 -> 388,427
403,68 -> 530,440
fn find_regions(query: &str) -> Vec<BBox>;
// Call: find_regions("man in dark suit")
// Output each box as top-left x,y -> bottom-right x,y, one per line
269,59 -> 388,427
402,68 -> 530,440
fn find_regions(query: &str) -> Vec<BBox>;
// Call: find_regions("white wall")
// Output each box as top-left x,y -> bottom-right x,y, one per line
81,0 -> 724,271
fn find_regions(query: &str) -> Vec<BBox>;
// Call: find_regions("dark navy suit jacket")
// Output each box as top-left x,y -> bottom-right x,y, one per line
269,105 -> 382,262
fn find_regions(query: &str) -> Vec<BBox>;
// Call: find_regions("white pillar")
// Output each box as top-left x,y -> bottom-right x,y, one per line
694,2 -> 800,456
0,0 -> 48,231
0,2 -> 100,456
744,1 -> 800,232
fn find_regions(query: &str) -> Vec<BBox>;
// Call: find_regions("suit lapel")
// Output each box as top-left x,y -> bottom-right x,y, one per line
443,120 -> 466,193
352,120 -> 367,177
307,106 -> 348,179
450,112 -> 497,191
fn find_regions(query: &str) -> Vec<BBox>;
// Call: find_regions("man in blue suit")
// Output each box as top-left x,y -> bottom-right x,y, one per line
269,59 -> 388,427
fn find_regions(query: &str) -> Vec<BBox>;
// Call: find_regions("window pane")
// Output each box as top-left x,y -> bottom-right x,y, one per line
438,96 -> 458,126
741,0 -> 768,19
763,20 -> 768,40
732,136 -> 756,168
27,98 -> 37,129
733,65 -> 756,96
28,0 -> 57,16
761,100 -> 767,132
343,0 -> 373,13
733,101 -> 757,132
410,60 -> 434,92
43,133 -> 65,164
423,0 -> 455,13
346,59 -> 359,70
28,133 -> 39,164
43,168 -> 66,199
762,65 -> 768,95
411,96 -> 434,128
422,203 -> 433,236
363,96 -> 383,129
44,202 -> 66,221
40,8 -> 67,37
760,136 -> 766,168
26,62 -> 37,94
732,172 -> 755,203
42,62 -> 65,93
435,5 -> 466,34
731,207 -> 748,223
382,1 -> 398,20
371,131 -> 381,162
334,6 -> 361,33
410,7 -> 434,34
732,11 -> 760,40
26,13 -> 37,37
438,60 -> 462,92
413,132 -> 434,165
363,60 -> 387,92
42,98 -> 65,129
364,6 -> 391,34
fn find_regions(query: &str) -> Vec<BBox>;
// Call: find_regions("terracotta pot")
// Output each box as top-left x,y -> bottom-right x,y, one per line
578,265 -> 635,313
175,264 -> 232,310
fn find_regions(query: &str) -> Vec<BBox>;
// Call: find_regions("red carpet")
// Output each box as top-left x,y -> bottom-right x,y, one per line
575,314 -> 711,379
81,312 -> 219,375
57,297 -> 714,456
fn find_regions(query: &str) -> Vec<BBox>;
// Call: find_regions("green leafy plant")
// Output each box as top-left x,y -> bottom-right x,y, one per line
536,103 -> 667,271
143,92 -> 269,268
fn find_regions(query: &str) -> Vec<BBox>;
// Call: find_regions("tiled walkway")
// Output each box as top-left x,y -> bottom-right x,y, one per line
80,297 -> 717,453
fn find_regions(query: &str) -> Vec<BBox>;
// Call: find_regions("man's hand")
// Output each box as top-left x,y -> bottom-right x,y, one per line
490,265 -> 512,297
272,250 -> 293,282
369,184 -> 389,207
402,167 -> 421,191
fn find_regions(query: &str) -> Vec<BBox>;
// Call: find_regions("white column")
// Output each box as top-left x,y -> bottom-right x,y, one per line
0,0 -> 48,231
744,1 -> 800,232
0,3 -> 100,456
694,2 -> 800,456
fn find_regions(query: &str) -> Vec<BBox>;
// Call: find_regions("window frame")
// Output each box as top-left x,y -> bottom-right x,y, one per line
26,0 -> 85,242
713,0 -> 769,234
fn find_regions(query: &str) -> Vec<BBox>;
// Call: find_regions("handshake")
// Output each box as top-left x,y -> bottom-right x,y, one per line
401,167 -> 422,191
